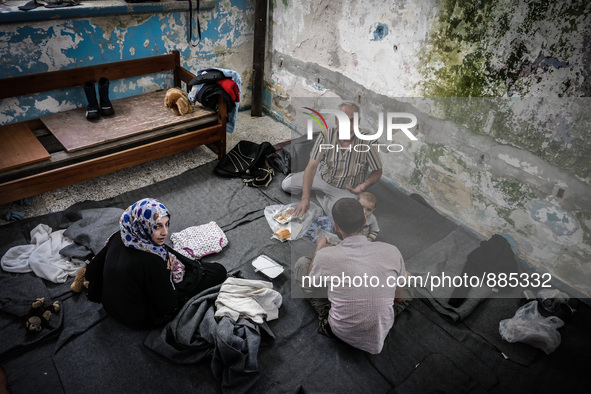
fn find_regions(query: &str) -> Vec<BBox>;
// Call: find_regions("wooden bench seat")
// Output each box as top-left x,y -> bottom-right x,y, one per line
0,123 -> 51,171
0,51 -> 226,206
40,90 -> 217,152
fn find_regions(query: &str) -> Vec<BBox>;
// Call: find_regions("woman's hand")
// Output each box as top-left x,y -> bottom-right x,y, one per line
167,254 -> 174,270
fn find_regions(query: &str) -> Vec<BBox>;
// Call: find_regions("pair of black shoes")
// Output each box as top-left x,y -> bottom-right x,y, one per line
83,77 -> 114,121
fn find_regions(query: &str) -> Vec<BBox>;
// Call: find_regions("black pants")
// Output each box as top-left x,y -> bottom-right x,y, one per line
198,262 -> 228,292
174,256 -> 227,306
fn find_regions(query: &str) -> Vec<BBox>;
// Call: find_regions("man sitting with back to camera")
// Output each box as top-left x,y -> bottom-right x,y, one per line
294,198 -> 408,354
282,102 -> 383,218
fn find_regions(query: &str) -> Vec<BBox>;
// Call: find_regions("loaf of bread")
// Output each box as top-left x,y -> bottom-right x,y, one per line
274,228 -> 291,241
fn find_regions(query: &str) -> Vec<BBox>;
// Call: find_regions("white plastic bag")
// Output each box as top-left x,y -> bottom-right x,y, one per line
264,202 -> 322,241
499,301 -> 564,354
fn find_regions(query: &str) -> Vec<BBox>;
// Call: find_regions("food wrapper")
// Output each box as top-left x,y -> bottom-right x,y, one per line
252,255 -> 284,279
273,207 -> 294,224
264,202 -> 322,241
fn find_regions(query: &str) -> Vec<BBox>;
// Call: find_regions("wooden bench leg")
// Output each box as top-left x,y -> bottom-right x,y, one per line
205,140 -> 226,159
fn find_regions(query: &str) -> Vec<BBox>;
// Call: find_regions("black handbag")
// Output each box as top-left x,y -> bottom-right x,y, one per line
214,141 -> 276,187
266,147 -> 291,175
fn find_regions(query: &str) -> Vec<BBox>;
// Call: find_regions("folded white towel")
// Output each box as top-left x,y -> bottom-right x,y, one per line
214,277 -> 283,324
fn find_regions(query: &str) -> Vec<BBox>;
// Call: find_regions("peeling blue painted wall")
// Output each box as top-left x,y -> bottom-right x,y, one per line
0,0 -> 254,125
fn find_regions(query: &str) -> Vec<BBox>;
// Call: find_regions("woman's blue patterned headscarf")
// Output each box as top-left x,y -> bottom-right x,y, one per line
120,198 -> 170,261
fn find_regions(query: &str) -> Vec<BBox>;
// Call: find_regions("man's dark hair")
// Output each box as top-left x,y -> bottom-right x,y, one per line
332,198 -> 365,235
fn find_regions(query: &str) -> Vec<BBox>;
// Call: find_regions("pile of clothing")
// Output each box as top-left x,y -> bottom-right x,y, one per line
145,277 -> 282,392
188,68 -> 241,133
1,224 -> 84,283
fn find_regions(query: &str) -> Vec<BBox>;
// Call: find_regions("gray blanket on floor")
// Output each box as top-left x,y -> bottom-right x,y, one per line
144,283 -> 273,393
59,208 -> 123,260
405,226 -> 486,322
2,159 -> 589,393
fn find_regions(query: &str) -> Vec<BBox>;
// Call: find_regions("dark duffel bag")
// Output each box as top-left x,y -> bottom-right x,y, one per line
214,140 -> 276,187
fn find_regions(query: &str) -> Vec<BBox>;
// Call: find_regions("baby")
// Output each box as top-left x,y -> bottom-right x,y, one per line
358,192 -> 379,241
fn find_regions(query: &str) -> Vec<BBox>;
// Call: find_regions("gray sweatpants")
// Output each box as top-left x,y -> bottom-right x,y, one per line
293,256 -> 332,337
281,169 -> 356,216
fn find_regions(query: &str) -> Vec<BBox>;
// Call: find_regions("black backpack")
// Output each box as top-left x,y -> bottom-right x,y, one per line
448,234 -> 520,307
214,140 -> 276,187
266,147 -> 291,176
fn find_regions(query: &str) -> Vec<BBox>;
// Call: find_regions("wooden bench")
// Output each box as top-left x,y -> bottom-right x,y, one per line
0,51 -> 227,206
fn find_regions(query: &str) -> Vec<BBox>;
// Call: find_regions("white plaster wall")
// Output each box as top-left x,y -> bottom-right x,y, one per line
273,0 -> 432,96
268,0 -> 591,297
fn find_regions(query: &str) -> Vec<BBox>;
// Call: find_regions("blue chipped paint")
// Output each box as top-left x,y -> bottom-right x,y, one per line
0,0 -> 251,126
0,1 -> 218,24
529,200 -> 579,236
0,73 -> 173,125
371,23 -> 389,41
501,234 -> 521,256
57,17 -> 171,67
262,88 -> 274,112
532,53 -> 569,72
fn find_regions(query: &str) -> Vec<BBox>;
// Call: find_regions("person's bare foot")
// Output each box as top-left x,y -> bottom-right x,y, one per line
71,268 -> 87,292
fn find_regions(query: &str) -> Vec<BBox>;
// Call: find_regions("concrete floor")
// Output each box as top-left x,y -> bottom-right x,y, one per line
0,111 -> 293,225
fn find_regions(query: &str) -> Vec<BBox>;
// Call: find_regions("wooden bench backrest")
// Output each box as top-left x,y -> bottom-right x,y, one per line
0,50 -> 190,100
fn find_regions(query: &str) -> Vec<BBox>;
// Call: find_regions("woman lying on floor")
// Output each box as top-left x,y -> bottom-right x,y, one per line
85,198 -> 227,329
